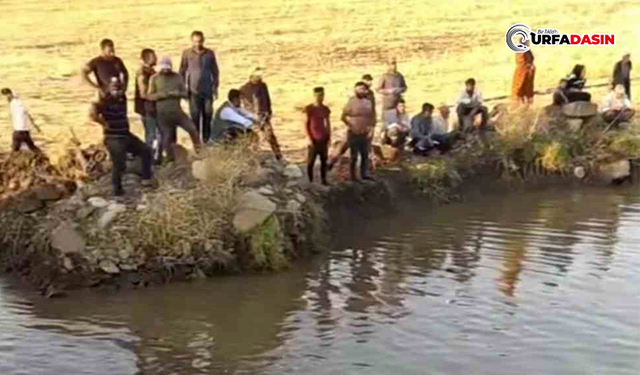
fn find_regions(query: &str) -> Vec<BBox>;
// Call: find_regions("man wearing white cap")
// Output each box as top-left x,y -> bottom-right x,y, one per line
600,84 -> 635,125
240,67 -> 282,160
147,56 -> 202,164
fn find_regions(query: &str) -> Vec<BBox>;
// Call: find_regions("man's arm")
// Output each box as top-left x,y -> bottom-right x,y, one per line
326,113 -> 332,140
263,84 -> 272,115
27,112 -> 42,133
303,108 -> 312,140
179,50 -> 188,82
172,75 -> 189,99
137,73 -> 150,100
88,102 -> 106,127
220,107 -> 253,128
81,60 -> 100,91
146,75 -> 167,101
396,74 -> 408,95
341,101 -> 353,128
211,51 -> 220,99
119,58 -> 129,92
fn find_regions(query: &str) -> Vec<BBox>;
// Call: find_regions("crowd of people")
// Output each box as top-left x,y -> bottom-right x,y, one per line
1,31 -> 636,196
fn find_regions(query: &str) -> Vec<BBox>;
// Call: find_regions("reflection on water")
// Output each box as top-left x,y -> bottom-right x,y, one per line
0,186 -> 639,375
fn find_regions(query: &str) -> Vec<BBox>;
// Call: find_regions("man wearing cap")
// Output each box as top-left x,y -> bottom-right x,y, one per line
240,68 -> 282,160
89,78 -> 154,197
612,54 -> 632,99
600,84 -> 635,125
82,39 -> 129,98
376,59 -> 407,123
179,30 -> 219,143
148,56 -> 202,164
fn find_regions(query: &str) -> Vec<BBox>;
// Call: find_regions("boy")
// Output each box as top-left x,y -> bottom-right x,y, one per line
2,88 -> 41,153
304,87 -> 331,185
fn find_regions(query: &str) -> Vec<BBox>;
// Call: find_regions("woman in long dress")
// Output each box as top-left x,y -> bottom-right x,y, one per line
511,40 -> 535,104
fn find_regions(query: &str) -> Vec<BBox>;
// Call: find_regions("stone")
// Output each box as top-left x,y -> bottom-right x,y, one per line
123,174 -> 142,187
98,203 -> 127,229
257,186 -> 275,196
62,257 -> 74,271
119,264 -> 138,271
88,197 -> 109,208
562,101 -> 598,118
286,200 -> 302,213
232,190 -> 277,233
118,248 -> 132,260
191,159 -> 209,181
17,197 -> 44,213
566,118 -> 583,131
598,159 -> 631,183
283,164 -> 303,179
243,167 -> 272,188
35,184 -> 63,201
136,204 -> 148,211
99,260 -> 120,274
51,223 -> 85,255
295,193 -> 306,204
76,206 -> 97,220
574,166 -> 586,179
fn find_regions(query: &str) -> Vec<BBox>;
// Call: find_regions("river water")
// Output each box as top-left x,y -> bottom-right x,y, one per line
0,185 -> 639,375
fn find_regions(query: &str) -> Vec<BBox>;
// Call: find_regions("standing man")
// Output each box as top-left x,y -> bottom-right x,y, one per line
456,78 -> 489,132
81,39 -> 129,98
135,48 -> 158,153
376,58 -> 407,123
304,87 -> 331,185
148,56 -> 203,164
342,82 -> 375,181
88,78 -> 153,197
2,88 -> 42,153
179,30 -> 220,143
613,53 -> 632,99
240,67 -> 282,160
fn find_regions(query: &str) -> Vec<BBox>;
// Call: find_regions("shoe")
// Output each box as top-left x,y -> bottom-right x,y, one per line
362,176 -> 375,181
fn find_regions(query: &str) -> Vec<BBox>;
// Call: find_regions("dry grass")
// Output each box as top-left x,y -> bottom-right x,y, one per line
108,138 -> 259,256
0,0 -> 638,163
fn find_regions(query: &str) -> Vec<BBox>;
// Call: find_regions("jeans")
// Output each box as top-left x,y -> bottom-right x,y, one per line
141,116 -> 158,148
349,134 -> 370,180
188,94 -> 214,143
12,131 -> 40,152
307,139 -> 329,183
157,110 -> 202,163
104,134 -> 153,195
457,104 -> 489,131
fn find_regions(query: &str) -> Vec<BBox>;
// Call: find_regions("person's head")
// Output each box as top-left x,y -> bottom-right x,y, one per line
559,78 -> 568,89
438,103 -> 450,118
571,64 -> 586,79
157,56 -> 173,73
107,77 -> 124,98
396,99 -> 406,114
355,81 -> 368,98
100,39 -> 115,58
313,87 -> 325,104
362,74 -> 373,88
465,78 -> 476,93
614,84 -> 626,99
387,58 -> 397,73
191,31 -> 205,50
622,53 -> 631,62
140,48 -> 157,67
250,67 -> 264,84
228,89 -> 242,107
421,102 -> 434,117
1,88 -> 13,102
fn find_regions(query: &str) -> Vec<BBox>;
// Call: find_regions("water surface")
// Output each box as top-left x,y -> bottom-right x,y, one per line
0,186 -> 639,374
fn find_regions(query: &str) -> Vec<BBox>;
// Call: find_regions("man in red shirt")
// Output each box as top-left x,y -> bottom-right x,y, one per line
305,87 -> 331,185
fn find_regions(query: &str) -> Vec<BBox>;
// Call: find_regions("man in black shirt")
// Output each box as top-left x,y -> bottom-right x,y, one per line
82,39 -> 129,98
89,78 -> 153,196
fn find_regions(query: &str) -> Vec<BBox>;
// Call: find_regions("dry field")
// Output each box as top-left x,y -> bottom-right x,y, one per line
0,0 -> 639,162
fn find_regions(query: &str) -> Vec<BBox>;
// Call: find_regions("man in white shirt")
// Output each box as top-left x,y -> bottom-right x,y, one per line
433,103 -> 451,134
456,78 -> 489,132
2,88 -> 41,153
212,89 -> 259,140
600,84 -> 635,125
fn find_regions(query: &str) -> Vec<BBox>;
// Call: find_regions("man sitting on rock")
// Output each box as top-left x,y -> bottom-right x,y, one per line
600,84 -> 635,125
381,98 -> 410,148
212,89 -> 259,140
456,78 -> 489,132
410,102 -> 452,156
89,78 -> 154,196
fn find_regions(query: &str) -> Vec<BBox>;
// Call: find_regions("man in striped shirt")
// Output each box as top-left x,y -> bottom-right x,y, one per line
89,78 -> 154,196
